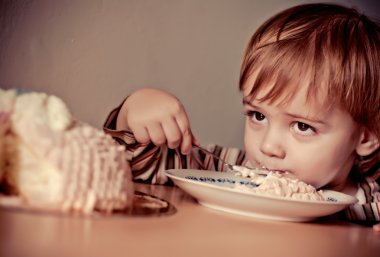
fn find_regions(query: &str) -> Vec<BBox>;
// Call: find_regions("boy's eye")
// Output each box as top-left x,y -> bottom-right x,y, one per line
245,111 -> 267,123
292,122 -> 316,136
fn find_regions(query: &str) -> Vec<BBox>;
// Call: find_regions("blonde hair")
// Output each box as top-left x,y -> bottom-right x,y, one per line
239,3 -> 380,176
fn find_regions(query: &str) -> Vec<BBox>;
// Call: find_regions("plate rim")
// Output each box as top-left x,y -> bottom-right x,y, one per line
165,169 -> 358,206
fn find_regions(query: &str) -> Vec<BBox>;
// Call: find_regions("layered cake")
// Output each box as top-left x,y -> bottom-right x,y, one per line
0,89 -> 133,214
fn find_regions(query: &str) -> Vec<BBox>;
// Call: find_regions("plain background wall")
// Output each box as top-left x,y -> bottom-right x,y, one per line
1,0 -> 379,149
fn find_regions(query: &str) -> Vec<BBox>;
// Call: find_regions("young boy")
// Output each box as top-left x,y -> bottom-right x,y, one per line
104,3 -> 380,228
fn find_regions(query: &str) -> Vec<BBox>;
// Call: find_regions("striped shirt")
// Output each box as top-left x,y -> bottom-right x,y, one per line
104,104 -> 380,225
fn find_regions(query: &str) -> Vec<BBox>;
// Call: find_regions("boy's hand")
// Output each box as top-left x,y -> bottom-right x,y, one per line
116,88 -> 197,154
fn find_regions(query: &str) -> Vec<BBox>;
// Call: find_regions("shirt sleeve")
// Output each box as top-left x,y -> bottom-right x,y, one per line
341,168 -> 380,225
103,101 -> 248,185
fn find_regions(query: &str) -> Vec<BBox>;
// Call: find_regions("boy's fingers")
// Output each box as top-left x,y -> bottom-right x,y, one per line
175,114 -> 194,154
147,123 -> 166,146
132,125 -> 150,144
162,118 -> 182,149
180,129 -> 193,154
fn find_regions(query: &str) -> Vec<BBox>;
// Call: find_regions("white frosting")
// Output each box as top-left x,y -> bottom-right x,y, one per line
235,171 -> 325,201
232,165 -> 268,184
11,92 -> 72,133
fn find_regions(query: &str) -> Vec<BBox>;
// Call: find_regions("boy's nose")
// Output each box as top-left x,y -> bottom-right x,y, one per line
259,129 -> 285,159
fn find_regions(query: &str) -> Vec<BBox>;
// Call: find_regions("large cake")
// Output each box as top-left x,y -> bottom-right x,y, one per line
0,89 -> 133,214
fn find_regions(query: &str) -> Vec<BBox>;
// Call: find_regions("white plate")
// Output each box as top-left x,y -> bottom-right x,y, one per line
165,169 -> 358,222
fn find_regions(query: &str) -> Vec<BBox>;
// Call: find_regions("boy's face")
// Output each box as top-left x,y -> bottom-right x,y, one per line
242,77 -> 361,190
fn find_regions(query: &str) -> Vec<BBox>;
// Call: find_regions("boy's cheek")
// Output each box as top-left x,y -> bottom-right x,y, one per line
244,123 -> 263,146
243,129 -> 255,153
243,138 -> 260,164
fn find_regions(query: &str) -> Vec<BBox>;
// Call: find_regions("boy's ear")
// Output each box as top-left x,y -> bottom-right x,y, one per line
356,128 -> 380,156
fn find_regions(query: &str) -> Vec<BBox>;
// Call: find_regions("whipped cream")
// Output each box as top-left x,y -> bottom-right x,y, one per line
235,170 -> 325,201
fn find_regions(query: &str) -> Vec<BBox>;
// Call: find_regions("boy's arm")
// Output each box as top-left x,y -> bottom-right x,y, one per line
103,100 -> 178,184
104,88 -> 248,184
104,101 -> 248,184
103,88 -> 196,184
342,174 -> 380,226
115,88 -> 195,154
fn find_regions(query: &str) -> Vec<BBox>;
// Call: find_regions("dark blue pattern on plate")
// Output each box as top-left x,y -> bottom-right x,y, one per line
185,176 -> 257,187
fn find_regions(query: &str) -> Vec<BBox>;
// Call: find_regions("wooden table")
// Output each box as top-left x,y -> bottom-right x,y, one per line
0,183 -> 379,257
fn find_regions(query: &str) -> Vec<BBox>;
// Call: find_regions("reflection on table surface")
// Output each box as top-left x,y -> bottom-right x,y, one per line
0,183 -> 379,257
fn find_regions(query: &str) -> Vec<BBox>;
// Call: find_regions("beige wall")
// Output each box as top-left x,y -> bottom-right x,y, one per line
1,0 -> 379,148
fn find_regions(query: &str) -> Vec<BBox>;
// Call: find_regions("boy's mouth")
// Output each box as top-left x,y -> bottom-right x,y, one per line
264,167 -> 286,174
254,159 -> 290,174
258,163 -> 288,175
